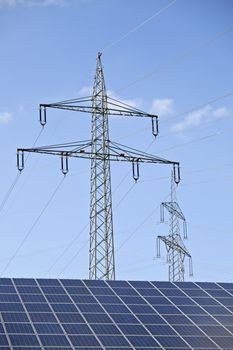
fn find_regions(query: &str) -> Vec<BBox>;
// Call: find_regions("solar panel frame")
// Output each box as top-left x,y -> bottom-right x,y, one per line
0,278 -> 232,349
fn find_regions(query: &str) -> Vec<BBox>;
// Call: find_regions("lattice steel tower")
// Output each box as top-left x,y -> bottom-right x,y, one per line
17,53 -> 181,280
89,53 -> 114,280
157,172 -> 193,282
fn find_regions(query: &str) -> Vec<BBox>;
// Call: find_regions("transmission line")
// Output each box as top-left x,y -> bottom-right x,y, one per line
116,193 -> 170,253
115,91 -> 233,142
0,128 -> 44,217
102,0 -> 177,53
162,91 -> 233,124
118,25 -> 233,92
46,181 -> 137,277
0,176 -> 65,277
44,222 -> 89,276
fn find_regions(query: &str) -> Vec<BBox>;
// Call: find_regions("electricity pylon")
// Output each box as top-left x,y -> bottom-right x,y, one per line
17,52 -> 181,280
157,172 -> 193,282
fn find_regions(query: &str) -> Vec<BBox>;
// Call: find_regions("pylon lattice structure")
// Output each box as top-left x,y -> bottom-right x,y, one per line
156,172 -> 193,282
89,53 -> 114,280
17,53 -> 181,280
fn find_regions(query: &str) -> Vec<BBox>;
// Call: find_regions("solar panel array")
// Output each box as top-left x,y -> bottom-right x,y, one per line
0,278 -> 232,349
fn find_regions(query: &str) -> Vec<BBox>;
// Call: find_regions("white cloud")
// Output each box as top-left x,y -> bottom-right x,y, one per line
0,111 -> 12,123
78,86 -> 92,96
0,0 -> 66,8
171,105 -> 230,133
78,86 -> 141,109
149,98 -> 174,117
107,90 -> 141,109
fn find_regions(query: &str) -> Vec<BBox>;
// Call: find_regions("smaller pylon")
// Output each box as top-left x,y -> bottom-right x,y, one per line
157,172 -> 193,282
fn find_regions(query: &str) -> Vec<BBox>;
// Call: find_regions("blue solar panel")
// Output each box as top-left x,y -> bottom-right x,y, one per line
20,294 -> 47,303
0,278 -> 232,349
69,334 -> 101,346
2,312 -> 30,323
34,323 -> 64,334
56,312 -> 85,323
29,312 -> 57,323
118,324 -> 150,335
5,323 -> 34,334
39,334 -> 70,346
9,334 -> 40,346
91,323 -> 121,335
84,313 -> 112,324
110,313 -> 140,324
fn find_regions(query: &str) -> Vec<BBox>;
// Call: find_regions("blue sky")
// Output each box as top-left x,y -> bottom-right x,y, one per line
0,0 -> 232,282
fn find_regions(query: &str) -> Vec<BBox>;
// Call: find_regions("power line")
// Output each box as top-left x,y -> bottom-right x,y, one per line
117,26 -> 233,93
0,176 -> 65,277
19,126 -> 233,276
56,239 -> 89,278
157,132 -> 220,153
0,244 -> 69,264
0,173 -> 21,215
115,91 -> 233,142
0,128 -> 44,217
44,222 -> 89,276
116,193 -> 170,253
162,91 -> 233,124
180,174 -> 233,187
2,157 -> 232,272
102,0 -> 177,53
138,161 -> 233,185
48,180 -> 137,277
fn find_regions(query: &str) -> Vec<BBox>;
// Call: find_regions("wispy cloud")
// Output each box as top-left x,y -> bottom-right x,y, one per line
171,105 -> 230,133
0,0 -> 66,8
0,111 -> 12,123
149,98 -> 174,117
78,86 -> 141,109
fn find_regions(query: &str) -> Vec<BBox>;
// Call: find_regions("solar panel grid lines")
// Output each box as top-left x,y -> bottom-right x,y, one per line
48,281 -> 102,349
26,280 -> 73,349
0,279 -> 233,349
0,311 -> 12,348
194,282 -> 233,332
152,282 -> 230,348
172,281 -> 233,349
11,279 -> 44,349
125,280 -> 191,349
104,281 -> 167,350
82,280 -> 138,350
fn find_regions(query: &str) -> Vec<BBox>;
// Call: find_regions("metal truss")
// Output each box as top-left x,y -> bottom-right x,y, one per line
157,173 -> 193,282
17,52 -> 180,280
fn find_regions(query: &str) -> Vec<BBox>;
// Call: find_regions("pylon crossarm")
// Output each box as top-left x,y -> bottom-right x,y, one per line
40,98 -> 156,118
40,97 -> 158,137
161,201 -> 186,221
17,140 -> 180,182
157,235 -> 191,258
108,141 -> 178,165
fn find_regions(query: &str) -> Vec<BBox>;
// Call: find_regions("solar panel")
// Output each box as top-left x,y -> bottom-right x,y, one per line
0,278 -> 232,349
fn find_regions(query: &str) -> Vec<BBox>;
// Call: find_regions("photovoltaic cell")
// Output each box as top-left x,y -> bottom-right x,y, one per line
0,278 -> 232,349
34,323 -> 64,334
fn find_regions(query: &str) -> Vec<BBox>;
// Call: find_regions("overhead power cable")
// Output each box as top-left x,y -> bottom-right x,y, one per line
116,193 -> 170,252
44,222 -> 89,276
118,25 -> 233,92
56,239 -> 89,278
2,156 -> 232,272
39,126 -> 231,276
162,91 -> 233,124
116,91 -> 233,142
0,128 -> 44,217
0,176 -> 65,277
47,181 -> 137,277
102,0 -> 177,53
0,173 -> 21,214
